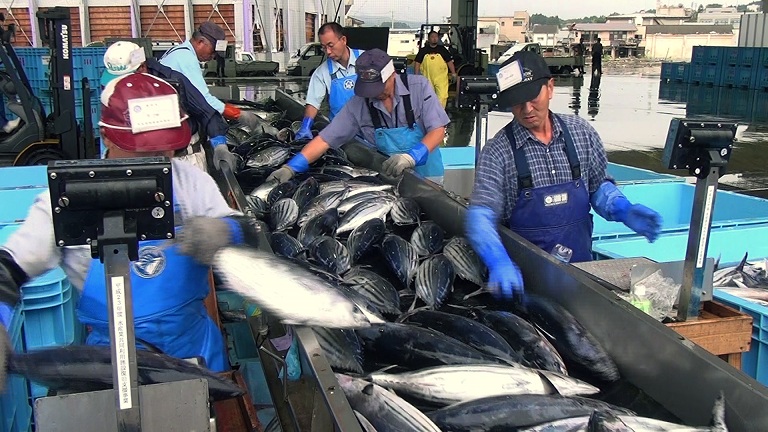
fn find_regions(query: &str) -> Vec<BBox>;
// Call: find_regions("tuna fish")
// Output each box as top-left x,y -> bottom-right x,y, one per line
312,327 -> 364,374
412,254 -> 455,310
270,232 -> 305,259
344,267 -> 401,316
521,295 -> 620,382
250,178 -> 280,202
399,310 -> 524,366
7,345 -> 244,401
338,191 -> 397,214
298,189 -> 349,226
292,177 -> 320,211
267,180 -> 298,207
410,221 -> 445,256
354,410 -> 379,432
315,165 -> 379,178
473,309 -> 568,375
245,146 -> 291,169
380,234 -> 419,289
309,236 -> 351,275
389,198 -> 421,225
427,394 -> 635,431
369,364 -> 600,406
337,200 -> 394,235
336,374 -> 441,432
346,219 -> 387,264
443,237 -> 487,287
356,323 -> 505,369
270,198 -> 299,232
213,247 -> 382,328
245,195 -> 269,218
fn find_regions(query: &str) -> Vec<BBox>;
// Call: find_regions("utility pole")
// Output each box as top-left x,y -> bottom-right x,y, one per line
426,0 -> 429,23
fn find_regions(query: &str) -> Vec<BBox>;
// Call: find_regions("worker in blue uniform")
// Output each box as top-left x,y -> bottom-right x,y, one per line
267,49 -> 449,184
101,41 -> 231,171
0,73 -> 261,372
466,51 -> 663,300
295,22 -> 364,140
159,21 -> 262,170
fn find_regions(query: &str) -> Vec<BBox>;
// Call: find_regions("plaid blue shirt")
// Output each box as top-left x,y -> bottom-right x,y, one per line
470,112 -> 609,224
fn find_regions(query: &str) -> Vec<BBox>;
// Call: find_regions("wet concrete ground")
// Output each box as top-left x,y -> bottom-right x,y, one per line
215,73 -> 768,198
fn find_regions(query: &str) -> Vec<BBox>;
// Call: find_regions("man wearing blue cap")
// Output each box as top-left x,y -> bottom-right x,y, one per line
267,49 -> 449,183
466,50 -> 663,301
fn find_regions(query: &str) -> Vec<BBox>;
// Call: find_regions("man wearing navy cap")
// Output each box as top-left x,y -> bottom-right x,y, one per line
466,51 -> 663,301
267,49 -> 449,183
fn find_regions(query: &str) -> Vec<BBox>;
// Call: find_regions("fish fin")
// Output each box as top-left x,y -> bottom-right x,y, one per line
710,391 -> 726,431
362,383 -> 375,396
366,364 -> 399,378
535,370 -> 561,395
713,254 -> 722,272
736,252 -> 749,272
408,297 -> 418,312
462,287 -> 487,301
734,279 -> 749,289
395,310 -> 417,323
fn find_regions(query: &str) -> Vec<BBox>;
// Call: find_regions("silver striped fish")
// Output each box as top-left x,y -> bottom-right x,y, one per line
337,191 -> 397,214
354,410 -> 379,432
269,198 -> 299,232
297,189 -> 349,226
336,374 -> 441,432
292,177 -> 320,211
346,218 -> 386,264
369,364 -> 600,406
337,200 -> 394,235
312,327 -> 363,374
270,232 -> 304,259
380,234 -> 420,289
413,254 -> 455,310
410,221 -> 446,257
298,208 -> 339,248
443,236 -> 487,287
245,146 -> 291,169
309,236 -> 351,276
249,178 -> 280,202
343,266 -> 400,315
389,198 -> 420,225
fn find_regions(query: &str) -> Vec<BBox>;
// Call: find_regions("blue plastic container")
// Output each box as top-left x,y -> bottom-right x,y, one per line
593,223 -> 768,265
713,290 -> 768,386
0,303 -> 32,432
660,62 -> 674,81
0,188 -> 47,224
722,47 -> 739,66
759,47 -> 768,68
487,63 -> 500,76
720,65 -> 755,88
0,166 -> 48,190
21,267 -> 79,348
691,46 -> 707,64
592,182 -> 768,240
717,87 -> 755,118
689,63 -> 720,85
755,67 -> 768,90
738,47 -> 759,67
606,164 -> 683,185
686,84 -> 720,115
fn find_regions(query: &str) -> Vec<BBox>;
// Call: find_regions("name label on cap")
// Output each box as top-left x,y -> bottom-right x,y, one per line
215,40 -> 228,52
127,94 -> 181,134
130,48 -> 146,65
497,60 -> 524,92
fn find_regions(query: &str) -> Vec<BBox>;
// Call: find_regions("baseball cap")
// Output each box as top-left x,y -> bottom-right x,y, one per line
496,50 -> 552,110
99,73 -> 191,152
354,49 -> 396,98
199,21 -> 227,55
100,41 -> 146,87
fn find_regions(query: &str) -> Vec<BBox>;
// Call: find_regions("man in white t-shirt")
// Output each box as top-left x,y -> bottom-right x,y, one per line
0,73 -> 260,372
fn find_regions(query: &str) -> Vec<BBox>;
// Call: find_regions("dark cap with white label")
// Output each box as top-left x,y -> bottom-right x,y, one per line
496,50 -> 552,110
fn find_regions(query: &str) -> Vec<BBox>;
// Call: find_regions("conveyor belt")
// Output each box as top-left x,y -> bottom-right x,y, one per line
574,257 -> 656,292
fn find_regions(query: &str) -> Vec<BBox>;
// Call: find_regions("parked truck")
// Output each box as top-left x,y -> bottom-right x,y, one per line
201,44 -> 279,77
493,42 -> 584,75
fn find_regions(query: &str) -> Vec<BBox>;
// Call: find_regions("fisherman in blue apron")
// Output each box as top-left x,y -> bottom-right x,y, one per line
269,49 -> 449,184
0,74 -> 260,372
466,51 -> 663,300
296,22 -> 364,140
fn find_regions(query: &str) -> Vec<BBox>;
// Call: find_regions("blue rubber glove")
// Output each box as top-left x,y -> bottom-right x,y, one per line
286,153 -> 310,174
466,205 -> 525,301
295,116 -> 314,141
407,142 -> 430,166
591,181 -> 663,242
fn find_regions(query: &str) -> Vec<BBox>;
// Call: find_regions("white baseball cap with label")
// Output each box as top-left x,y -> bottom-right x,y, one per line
100,41 -> 146,87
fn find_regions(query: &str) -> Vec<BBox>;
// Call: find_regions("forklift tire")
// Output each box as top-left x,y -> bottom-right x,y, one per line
14,145 -> 66,166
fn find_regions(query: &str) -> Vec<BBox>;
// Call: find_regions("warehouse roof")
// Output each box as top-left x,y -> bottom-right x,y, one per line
573,23 -> 638,32
532,24 -> 560,34
645,24 -> 733,34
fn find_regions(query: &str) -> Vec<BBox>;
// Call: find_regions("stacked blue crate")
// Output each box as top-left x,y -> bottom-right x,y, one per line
0,303 -> 31,432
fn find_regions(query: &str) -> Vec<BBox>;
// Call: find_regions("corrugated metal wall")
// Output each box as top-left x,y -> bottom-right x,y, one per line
140,5 -> 185,41
739,13 -> 768,48
193,4 -> 236,43
89,6 -> 132,41
7,7 -> 81,47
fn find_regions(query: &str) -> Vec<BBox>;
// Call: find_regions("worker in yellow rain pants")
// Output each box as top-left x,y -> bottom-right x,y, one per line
414,31 -> 457,109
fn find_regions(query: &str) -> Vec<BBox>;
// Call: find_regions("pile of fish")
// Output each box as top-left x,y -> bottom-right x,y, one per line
209,111 -> 732,432
713,252 -> 768,306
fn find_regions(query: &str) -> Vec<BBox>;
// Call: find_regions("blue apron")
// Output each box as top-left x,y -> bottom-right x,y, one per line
505,115 -> 593,263
365,75 -> 444,179
327,49 -> 361,120
77,203 -> 228,372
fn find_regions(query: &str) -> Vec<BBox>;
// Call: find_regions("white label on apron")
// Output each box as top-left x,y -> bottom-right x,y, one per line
111,276 -> 133,410
696,185 -> 716,268
544,193 -> 568,207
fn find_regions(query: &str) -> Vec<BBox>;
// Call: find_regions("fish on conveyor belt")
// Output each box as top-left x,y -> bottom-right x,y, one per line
443,236 -> 487,287
473,309 -> 568,375
270,232 -> 305,259
399,310 -> 524,366
346,218 -> 386,264
390,197 -> 421,225
312,165 -> 379,179
426,394 -> 635,432
319,181 -> 394,196
267,180 -> 298,207
380,234 -> 419,289
521,295 -> 619,382
245,146 -> 291,169
245,195 -> 269,218
354,410 -> 379,432
298,189 -> 349,226
309,236 -> 352,275
337,191 -> 398,214
312,327 -> 364,374
269,198 -> 299,232
336,374 -> 442,432
336,200 -> 394,235
213,247 -> 383,328
250,178 -> 280,202
343,267 -> 400,316
356,323 -> 506,369
7,345 -> 245,401
410,221 -> 446,256
412,254 -> 455,310
298,208 -> 340,248
368,364 -> 600,407
292,177 -> 320,211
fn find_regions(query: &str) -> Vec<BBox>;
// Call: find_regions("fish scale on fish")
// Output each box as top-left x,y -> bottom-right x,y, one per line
269,198 -> 299,232
337,191 -> 398,214
380,234 -> 420,289
336,200 -> 395,235
346,218 -> 386,264
270,232 -> 305,259
389,197 -> 421,225
245,146 -> 292,169
292,177 -> 320,211
298,189 -> 349,226
344,267 -> 400,315
267,180 -> 298,207
309,235 -> 351,275
444,236 -> 488,287
412,254 -> 455,310
298,208 -> 339,248
312,327 -> 364,374
410,221 -> 446,256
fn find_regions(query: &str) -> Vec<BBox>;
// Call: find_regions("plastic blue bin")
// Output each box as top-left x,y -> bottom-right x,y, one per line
592,182 -> 768,239
440,146 -> 476,169
720,65 -> 755,88
687,84 -> 720,115
593,223 -> 768,265
0,188 -> 47,224
759,47 -> 768,68
690,63 -> 720,85
755,67 -> 768,90
606,164 -> 683,185
660,62 -> 674,81
0,303 -> 32,432
738,47 -> 759,67
0,166 -> 48,190
717,87 -> 755,118
722,47 -> 739,66
713,290 -> 768,386
21,267 -> 79,349
487,63 -> 500,76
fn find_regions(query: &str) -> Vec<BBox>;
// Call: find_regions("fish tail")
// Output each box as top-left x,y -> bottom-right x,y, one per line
710,391 -> 727,431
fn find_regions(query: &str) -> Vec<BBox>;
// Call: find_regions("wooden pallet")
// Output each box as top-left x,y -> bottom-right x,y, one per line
666,301 -> 753,370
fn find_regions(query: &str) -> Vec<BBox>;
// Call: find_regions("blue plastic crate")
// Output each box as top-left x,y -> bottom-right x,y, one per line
686,84 -> 720,115
658,81 -> 688,103
593,223 -> 768,266
720,65 -> 754,88
487,63 -> 500,76
756,68 -> 768,90
0,166 -> 48,190
605,164 -> 684,185
722,47 -> 739,66
717,87 -> 755,118
738,47 -> 759,67
660,62 -> 675,81
752,90 -> 768,123
759,47 -> 768,68
689,63 -> 720,85
21,267 -> 80,349
713,290 -> 768,386
592,182 -> 768,240
0,303 -> 32,432
0,188 -> 47,224
691,46 -> 707,64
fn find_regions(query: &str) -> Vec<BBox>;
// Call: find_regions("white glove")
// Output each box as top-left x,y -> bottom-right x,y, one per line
213,144 -> 237,171
266,165 -> 296,184
237,111 -> 262,131
381,153 -> 416,177
176,217 -> 235,265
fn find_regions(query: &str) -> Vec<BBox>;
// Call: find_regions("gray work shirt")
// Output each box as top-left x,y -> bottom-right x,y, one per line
318,74 -> 450,149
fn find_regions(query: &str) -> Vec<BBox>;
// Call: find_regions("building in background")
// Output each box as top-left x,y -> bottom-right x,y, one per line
697,7 -> 744,29
478,11 -> 530,45
572,22 -> 639,57
531,24 -> 559,47
345,16 -> 365,27
644,24 -> 735,60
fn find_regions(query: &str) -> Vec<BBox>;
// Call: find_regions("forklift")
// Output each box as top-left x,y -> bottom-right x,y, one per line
416,23 -> 486,76
0,7 -> 96,166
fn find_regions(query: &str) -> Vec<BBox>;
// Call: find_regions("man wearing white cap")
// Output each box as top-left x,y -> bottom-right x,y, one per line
159,22 -> 261,132
101,40 -> 235,172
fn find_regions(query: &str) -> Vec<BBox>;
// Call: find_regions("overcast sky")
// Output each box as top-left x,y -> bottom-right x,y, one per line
348,1 -> 754,21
